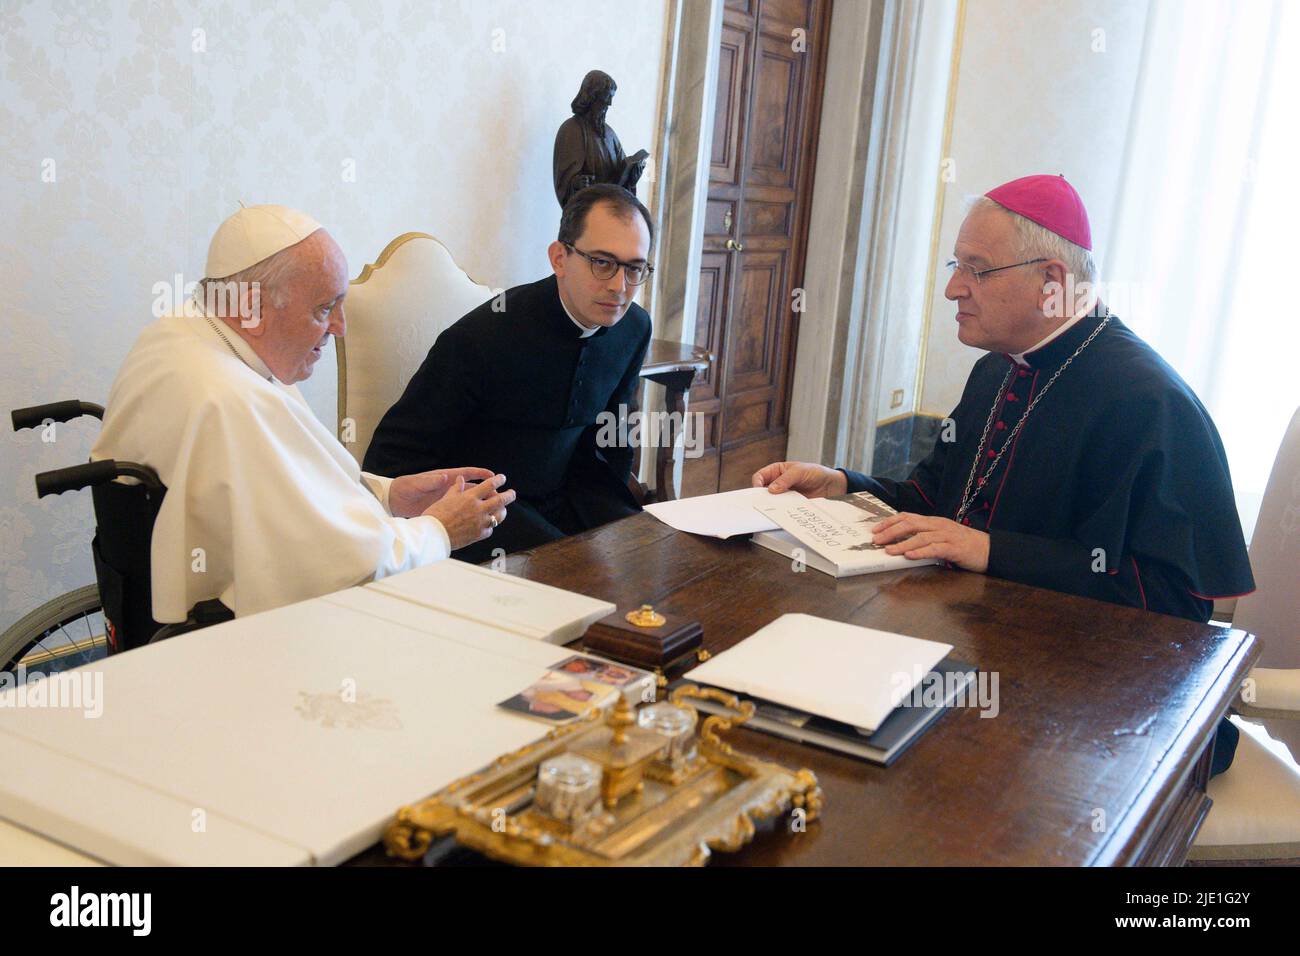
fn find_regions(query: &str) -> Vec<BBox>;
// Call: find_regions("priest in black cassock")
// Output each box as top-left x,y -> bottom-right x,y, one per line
364,184 -> 652,563
753,174 -> 1255,773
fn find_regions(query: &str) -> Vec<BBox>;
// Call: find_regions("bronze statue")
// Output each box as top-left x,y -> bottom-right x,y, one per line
553,70 -> 649,207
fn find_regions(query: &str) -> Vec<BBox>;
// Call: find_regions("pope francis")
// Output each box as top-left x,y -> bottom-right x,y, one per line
92,205 -> 514,624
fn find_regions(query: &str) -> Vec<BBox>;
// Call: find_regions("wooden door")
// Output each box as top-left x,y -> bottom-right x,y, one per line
683,0 -> 830,496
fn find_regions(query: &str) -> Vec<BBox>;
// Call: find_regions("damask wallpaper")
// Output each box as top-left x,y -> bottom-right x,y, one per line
0,0 -> 668,631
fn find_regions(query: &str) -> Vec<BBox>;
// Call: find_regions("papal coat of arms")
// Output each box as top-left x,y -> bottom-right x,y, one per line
295,691 -> 402,730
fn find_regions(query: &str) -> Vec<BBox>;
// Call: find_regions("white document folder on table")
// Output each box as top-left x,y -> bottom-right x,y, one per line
684,613 -> 953,734
0,591 -> 598,866
366,560 -> 615,644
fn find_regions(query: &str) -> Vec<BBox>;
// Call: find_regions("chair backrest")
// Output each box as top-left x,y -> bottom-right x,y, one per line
335,232 -> 494,466
1234,406 -> 1300,669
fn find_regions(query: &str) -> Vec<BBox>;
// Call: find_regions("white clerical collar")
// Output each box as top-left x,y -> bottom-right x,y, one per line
190,297 -> 275,381
558,292 -> 600,338
1010,303 -> 1092,366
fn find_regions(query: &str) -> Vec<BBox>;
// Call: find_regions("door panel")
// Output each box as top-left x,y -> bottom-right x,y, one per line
718,433 -> 788,492
742,200 -> 792,237
726,249 -> 783,389
692,249 -> 730,405
762,0 -> 813,27
749,38 -> 800,187
711,25 -> 750,186
726,394 -> 773,438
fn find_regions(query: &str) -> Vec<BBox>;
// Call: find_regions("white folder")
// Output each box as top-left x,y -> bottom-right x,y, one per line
0,592 -> 596,866
366,561 -> 615,644
684,613 -> 952,733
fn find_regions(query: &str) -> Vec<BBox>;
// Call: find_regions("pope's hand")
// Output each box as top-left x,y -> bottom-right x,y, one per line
423,474 -> 516,550
389,467 -> 494,518
751,461 -> 848,498
871,513 -> 990,573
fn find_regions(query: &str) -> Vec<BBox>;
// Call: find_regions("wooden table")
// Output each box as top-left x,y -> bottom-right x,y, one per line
356,513 -> 1257,867
634,340 -> 712,501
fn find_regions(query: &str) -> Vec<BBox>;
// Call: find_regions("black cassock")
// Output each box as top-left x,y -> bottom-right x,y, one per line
842,311 -> 1255,771
363,275 -> 650,561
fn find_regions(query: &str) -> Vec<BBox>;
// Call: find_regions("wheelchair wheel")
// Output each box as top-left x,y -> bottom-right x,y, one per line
0,585 -> 109,676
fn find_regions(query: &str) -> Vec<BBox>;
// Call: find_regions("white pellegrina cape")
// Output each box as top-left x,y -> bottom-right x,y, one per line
91,310 -> 450,623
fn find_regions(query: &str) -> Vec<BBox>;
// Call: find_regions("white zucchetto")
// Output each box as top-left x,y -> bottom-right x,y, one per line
205,204 -> 322,279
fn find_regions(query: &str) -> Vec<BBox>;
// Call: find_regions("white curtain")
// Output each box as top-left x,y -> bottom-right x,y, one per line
1106,0 -> 1300,541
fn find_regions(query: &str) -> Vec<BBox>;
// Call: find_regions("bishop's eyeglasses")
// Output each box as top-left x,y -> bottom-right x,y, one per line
563,243 -> 654,286
945,257 -> 1046,284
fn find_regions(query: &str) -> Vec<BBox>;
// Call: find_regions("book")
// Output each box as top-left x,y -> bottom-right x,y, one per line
680,659 -> 977,765
752,491 -> 939,577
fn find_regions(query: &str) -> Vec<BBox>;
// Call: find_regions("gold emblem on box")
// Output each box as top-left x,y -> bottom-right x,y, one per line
624,604 -> 666,628
383,686 -> 822,866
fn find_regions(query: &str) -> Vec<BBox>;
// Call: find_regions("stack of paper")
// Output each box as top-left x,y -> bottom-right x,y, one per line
643,487 -> 803,538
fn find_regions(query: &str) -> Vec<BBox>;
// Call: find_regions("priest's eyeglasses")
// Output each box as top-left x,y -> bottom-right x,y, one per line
564,243 -> 654,286
945,257 -> 1046,284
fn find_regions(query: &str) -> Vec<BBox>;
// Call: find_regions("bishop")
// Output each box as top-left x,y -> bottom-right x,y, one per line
753,174 -> 1255,771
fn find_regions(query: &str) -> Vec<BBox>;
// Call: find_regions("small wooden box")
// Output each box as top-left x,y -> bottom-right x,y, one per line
581,610 -> 704,671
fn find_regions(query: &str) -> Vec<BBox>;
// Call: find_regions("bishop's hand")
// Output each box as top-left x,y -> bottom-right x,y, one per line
871,513 -> 990,573
751,460 -> 848,498
389,467 -> 495,518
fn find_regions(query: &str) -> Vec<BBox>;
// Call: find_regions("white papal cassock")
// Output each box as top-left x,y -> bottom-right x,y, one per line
91,308 -> 451,623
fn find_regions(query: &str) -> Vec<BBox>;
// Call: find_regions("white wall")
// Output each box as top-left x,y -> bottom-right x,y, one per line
0,0 -> 668,631
916,0 -> 1149,416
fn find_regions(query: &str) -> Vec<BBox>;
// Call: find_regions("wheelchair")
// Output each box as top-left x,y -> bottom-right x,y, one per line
2,400 -> 231,675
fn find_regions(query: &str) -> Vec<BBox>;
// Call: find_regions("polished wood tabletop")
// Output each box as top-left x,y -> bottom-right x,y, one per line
356,512 -> 1257,867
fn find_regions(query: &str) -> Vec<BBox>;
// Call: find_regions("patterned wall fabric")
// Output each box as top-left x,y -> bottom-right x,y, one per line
0,0 -> 667,631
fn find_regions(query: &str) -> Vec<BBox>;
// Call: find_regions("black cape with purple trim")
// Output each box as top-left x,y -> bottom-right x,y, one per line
842,310 -> 1255,624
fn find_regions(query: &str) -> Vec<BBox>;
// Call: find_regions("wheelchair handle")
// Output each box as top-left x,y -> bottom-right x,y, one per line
34,460 -> 162,498
11,400 -> 105,431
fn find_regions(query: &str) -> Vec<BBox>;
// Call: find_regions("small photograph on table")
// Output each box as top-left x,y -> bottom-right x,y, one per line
498,670 -> 617,723
550,655 -> 643,688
